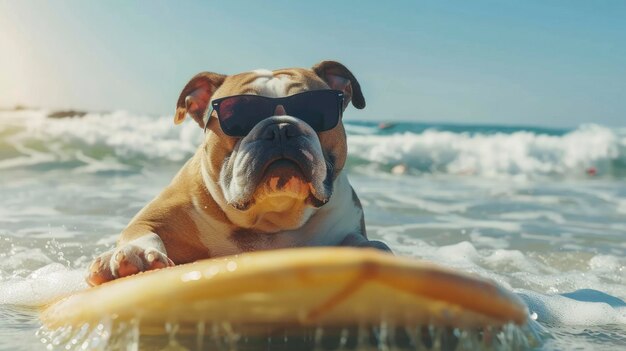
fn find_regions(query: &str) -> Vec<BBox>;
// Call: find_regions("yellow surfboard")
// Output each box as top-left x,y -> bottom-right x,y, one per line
40,247 -> 527,339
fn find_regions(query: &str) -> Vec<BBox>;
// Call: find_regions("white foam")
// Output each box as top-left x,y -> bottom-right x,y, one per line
2,110 -> 625,178
519,290 -> 626,326
348,124 -> 626,179
0,110 -> 203,172
589,255 -> 623,272
484,249 -> 547,274
373,232 -> 626,326
469,230 -> 510,249
0,247 -> 54,273
0,263 -> 87,306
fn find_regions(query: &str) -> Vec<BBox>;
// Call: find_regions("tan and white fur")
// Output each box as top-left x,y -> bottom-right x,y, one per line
87,60 -> 390,286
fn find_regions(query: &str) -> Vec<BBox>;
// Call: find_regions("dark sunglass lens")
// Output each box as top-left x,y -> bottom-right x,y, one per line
286,90 -> 341,132
216,96 -> 275,136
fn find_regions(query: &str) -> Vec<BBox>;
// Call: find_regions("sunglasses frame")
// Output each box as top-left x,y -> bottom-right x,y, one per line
206,89 -> 344,136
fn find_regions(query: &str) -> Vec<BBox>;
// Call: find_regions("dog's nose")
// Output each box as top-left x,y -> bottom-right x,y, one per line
247,115 -> 314,144
261,122 -> 303,143
274,104 -> 286,116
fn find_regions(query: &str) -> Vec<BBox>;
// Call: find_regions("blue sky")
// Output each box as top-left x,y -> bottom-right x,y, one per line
1,0 -> 625,128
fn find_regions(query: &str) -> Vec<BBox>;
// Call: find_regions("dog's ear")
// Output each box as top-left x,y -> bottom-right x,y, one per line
175,72 -> 226,128
312,60 -> 365,110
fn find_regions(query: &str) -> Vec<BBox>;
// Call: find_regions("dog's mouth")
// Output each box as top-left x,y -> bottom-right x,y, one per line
228,156 -> 329,211
261,158 -> 309,181
225,142 -> 333,211
256,158 -> 311,197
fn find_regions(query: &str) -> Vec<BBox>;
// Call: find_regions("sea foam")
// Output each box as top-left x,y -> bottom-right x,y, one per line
374,233 -> 626,328
0,263 -> 87,306
1,110 -> 625,179
348,124 -> 626,179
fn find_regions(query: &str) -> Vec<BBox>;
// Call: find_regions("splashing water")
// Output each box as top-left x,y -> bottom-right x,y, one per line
36,319 -> 542,351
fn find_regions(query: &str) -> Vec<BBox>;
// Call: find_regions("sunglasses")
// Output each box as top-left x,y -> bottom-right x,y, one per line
207,90 -> 344,136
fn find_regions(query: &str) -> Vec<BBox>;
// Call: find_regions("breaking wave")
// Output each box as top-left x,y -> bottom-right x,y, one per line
1,110 -> 625,179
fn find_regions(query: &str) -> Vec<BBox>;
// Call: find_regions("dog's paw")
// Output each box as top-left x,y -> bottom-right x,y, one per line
87,244 -> 174,286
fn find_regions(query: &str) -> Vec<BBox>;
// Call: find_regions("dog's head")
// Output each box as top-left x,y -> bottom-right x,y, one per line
174,61 -> 364,232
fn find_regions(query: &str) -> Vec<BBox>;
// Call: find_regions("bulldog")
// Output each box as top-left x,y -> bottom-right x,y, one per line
87,60 -> 391,286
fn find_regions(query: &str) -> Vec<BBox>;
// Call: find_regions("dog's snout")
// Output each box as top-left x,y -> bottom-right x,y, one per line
245,115 -> 315,144
274,104 -> 286,116
261,122 -> 303,143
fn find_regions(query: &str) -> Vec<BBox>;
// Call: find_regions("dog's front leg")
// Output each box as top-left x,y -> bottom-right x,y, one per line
340,233 -> 392,253
87,232 -> 174,286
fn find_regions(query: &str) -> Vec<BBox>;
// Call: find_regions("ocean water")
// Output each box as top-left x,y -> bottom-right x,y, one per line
0,109 -> 625,350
